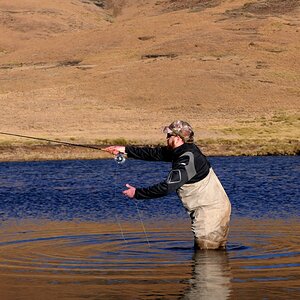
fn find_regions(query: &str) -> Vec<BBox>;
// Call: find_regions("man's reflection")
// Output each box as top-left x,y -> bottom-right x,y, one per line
181,250 -> 232,300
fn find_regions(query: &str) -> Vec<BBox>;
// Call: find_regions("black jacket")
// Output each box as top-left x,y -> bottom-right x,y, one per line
125,143 -> 211,199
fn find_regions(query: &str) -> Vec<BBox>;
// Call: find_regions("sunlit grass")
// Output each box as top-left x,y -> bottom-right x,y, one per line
0,112 -> 299,161
220,112 -> 300,139
198,138 -> 299,156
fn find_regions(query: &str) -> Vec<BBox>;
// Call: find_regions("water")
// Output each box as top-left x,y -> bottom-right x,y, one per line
0,156 -> 299,299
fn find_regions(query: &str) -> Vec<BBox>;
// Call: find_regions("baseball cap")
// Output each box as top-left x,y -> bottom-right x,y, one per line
163,120 -> 194,143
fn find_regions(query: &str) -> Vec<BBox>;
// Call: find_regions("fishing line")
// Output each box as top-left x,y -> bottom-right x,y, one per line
113,165 -> 127,244
70,157 -> 127,243
0,131 -> 150,247
0,131 -> 128,240
115,155 -> 150,247
134,200 -> 150,248
114,156 -> 150,247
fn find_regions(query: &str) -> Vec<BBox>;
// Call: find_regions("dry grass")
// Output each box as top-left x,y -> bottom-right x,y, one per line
0,0 -> 299,161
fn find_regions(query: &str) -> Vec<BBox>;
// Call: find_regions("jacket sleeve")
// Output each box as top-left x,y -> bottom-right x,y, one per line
125,146 -> 172,162
134,153 -> 195,199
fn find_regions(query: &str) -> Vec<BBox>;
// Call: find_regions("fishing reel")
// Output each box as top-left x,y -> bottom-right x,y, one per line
114,152 -> 126,164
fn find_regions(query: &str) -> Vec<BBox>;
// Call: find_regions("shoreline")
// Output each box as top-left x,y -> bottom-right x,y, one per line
1,140 -> 299,162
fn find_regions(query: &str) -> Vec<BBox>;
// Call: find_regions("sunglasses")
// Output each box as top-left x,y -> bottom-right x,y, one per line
166,133 -> 175,139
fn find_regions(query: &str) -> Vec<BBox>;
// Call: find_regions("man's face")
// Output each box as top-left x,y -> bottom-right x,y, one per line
166,134 -> 178,149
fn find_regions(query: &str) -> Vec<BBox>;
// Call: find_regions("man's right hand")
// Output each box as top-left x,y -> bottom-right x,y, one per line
103,146 -> 126,155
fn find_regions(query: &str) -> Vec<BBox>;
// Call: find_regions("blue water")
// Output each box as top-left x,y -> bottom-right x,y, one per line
0,156 -> 299,300
0,156 -> 299,221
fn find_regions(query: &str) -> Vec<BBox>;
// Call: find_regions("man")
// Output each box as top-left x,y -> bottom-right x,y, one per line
104,120 -> 231,250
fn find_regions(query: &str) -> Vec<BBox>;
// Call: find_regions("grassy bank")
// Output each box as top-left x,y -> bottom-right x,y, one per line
0,137 -> 298,162
199,138 -> 299,156
1,112 -> 299,161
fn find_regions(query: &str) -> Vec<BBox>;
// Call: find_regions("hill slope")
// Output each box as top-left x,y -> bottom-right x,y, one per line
0,0 -> 299,159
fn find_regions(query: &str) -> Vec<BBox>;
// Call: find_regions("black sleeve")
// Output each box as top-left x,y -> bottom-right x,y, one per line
125,146 -> 173,162
134,154 -> 194,199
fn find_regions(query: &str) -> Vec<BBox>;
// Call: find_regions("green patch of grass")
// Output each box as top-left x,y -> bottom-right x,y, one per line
111,138 -> 128,145
104,14 -> 114,23
273,71 -> 300,81
0,140 -> 13,146
285,87 -> 300,97
271,112 -> 299,123
220,112 -> 299,139
95,138 -> 135,146
198,138 -> 299,156
220,126 -> 277,137
271,22 -> 284,29
0,139 -> 40,146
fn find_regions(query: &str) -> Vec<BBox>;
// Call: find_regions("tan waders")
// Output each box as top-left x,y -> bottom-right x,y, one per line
177,168 -> 231,250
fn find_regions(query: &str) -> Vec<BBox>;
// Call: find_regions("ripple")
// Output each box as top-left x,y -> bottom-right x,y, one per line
1,217 -> 300,299
227,243 -> 250,251
0,221 -> 193,277
226,217 -> 300,299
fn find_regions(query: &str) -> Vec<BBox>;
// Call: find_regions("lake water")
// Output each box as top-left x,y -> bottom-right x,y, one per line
0,156 -> 299,299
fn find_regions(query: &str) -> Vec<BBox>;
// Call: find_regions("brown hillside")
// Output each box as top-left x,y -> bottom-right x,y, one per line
0,0 -> 299,160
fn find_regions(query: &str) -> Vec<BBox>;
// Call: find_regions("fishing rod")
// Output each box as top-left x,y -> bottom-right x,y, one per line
0,131 -> 126,163
0,131 -> 151,246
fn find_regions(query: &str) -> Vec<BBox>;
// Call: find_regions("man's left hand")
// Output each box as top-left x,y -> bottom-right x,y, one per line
123,184 -> 136,198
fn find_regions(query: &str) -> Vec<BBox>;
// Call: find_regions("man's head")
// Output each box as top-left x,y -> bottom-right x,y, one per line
163,120 -> 194,148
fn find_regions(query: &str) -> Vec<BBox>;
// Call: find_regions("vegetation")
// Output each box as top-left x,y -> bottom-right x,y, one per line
1,111 -> 299,161
219,112 -> 299,139
198,138 -> 299,156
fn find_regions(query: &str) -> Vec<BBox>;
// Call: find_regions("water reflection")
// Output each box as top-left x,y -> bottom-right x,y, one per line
182,250 -> 232,300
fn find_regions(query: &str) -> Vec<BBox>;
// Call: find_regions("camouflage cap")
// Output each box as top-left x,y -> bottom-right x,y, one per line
163,120 -> 194,143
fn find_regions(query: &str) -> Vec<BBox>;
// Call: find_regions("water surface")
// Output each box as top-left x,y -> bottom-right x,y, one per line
0,156 -> 299,299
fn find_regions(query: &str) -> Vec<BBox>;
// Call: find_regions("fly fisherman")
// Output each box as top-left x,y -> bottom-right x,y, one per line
104,120 -> 231,250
